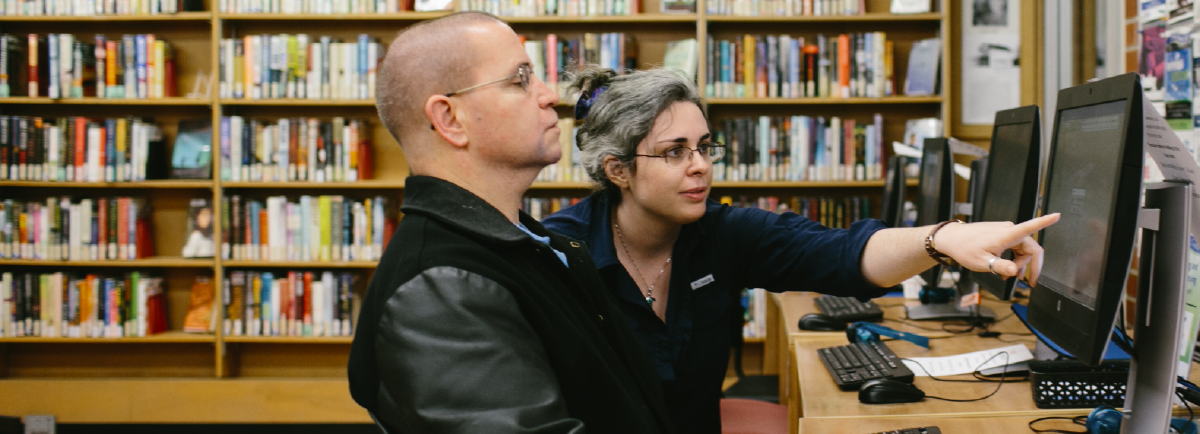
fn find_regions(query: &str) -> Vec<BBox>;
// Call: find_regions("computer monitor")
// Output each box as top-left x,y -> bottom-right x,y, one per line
915,138 -> 955,288
966,158 -> 987,222
879,155 -> 907,228
1028,73 -> 1144,366
971,105 -> 1042,301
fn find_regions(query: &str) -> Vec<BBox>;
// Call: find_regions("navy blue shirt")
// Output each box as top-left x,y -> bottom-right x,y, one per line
542,190 -> 888,434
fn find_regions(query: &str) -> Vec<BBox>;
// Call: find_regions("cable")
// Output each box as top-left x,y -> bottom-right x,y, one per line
1178,390 -> 1195,426
900,352 -> 1014,402
1027,415 -> 1088,434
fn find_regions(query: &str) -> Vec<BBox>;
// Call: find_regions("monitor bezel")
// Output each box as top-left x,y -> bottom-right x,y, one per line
880,155 -> 907,227
973,105 -> 1042,301
1028,72 -> 1144,366
917,138 -> 955,288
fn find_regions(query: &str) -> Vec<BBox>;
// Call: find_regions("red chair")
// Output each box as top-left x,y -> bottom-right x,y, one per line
719,398 -> 788,434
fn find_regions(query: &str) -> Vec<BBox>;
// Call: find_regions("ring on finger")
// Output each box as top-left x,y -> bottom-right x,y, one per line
988,256 -> 1000,275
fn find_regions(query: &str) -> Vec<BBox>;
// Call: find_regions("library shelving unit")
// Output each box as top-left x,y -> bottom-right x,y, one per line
0,0 -> 949,424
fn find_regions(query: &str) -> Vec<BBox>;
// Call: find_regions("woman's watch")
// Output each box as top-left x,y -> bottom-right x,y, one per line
925,220 -> 964,267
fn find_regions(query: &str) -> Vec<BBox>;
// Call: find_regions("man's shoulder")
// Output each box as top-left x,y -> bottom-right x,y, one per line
390,212 -> 525,282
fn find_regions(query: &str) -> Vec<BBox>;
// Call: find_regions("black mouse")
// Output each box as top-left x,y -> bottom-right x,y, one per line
857,378 -> 926,404
797,313 -> 847,331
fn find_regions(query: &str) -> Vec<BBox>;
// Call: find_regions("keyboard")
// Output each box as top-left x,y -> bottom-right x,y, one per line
817,340 -> 915,391
868,428 -> 941,434
815,296 -> 884,322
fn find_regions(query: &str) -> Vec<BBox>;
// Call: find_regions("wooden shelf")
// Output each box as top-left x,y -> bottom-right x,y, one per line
707,96 -> 943,105
0,330 -> 214,343
218,99 -> 374,106
706,12 -> 942,22
743,336 -> 766,343
0,11 -> 212,21
0,256 -> 215,267
221,260 -> 378,268
0,97 -> 210,105
0,180 -> 214,188
218,11 -> 448,20
223,336 -> 353,343
501,13 -> 697,23
220,180 -> 404,189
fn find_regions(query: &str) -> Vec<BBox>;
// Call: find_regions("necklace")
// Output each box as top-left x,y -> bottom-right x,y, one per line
613,220 -> 671,306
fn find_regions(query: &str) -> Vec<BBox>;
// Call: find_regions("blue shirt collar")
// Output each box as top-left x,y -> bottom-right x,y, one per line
570,190 -> 710,270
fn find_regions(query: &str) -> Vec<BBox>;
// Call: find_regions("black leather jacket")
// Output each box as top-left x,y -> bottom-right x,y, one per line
348,176 -> 675,434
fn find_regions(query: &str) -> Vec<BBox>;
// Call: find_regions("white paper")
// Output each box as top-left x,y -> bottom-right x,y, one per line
1142,94 -> 1200,241
902,344 -> 1034,377
948,137 -> 989,158
892,141 -> 922,158
954,163 -> 972,180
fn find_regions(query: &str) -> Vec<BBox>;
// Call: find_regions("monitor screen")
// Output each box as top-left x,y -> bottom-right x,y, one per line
979,123 -> 1034,225
1038,100 -> 1127,310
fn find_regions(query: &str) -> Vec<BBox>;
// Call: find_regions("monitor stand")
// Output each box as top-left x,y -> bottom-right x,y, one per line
1122,182 -> 1192,434
905,300 -> 996,322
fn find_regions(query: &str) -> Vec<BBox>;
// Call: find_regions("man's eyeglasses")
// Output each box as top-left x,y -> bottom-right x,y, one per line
634,143 -> 726,166
443,64 -> 533,97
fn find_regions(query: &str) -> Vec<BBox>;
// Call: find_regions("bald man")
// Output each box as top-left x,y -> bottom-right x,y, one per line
347,12 -> 675,434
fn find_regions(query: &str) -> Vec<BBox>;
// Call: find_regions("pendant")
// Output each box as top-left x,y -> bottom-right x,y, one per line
645,296 -> 655,305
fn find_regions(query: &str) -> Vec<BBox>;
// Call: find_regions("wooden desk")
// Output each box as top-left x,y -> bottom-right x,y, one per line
792,334 -> 1086,420
767,291 -> 1033,416
798,415 -> 1079,433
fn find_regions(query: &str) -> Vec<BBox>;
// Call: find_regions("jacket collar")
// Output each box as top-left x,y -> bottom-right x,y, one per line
401,175 -> 536,244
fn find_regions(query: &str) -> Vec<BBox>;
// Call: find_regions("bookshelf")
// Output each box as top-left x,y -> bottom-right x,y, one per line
0,0 -> 950,423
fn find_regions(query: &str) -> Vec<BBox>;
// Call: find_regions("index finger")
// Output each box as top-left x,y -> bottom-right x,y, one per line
1004,213 -> 1061,245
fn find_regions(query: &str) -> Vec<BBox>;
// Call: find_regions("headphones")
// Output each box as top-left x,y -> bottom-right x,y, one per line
1085,406 -> 1122,434
918,286 -> 955,304
846,322 -> 930,349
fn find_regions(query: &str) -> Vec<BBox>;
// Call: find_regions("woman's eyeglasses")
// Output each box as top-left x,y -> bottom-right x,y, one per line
634,143 -> 725,166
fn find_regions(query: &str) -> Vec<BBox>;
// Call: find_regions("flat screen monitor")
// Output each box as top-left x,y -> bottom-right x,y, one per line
972,105 -> 1042,301
880,155 -> 907,227
916,138 -> 955,288
1028,73 -> 1144,366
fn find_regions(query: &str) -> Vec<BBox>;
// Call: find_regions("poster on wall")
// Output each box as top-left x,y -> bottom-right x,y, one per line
960,0 -> 1021,125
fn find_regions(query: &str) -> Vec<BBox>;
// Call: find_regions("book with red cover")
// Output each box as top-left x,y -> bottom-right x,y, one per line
357,138 -> 373,180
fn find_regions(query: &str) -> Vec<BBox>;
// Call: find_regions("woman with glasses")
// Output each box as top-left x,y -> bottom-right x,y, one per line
541,67 -> 1056,433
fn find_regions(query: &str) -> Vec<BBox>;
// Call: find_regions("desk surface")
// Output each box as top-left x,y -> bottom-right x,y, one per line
794,334 -> 1084,419
794,333 -> 1200,419
774,291 -> 1034,338
798,415 -> 1078,433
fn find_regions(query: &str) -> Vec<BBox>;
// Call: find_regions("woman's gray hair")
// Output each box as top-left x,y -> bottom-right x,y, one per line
570,66 -> 705,191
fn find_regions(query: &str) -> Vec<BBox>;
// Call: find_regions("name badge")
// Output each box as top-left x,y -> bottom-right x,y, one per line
690,274 -> 715,290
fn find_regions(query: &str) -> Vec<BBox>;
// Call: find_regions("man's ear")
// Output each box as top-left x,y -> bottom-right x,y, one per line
603,155 -> 631,189
426,95 -> 468,148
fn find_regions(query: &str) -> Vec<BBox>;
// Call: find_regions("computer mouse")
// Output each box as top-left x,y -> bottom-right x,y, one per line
857,378 -> 926,404
797,313 -> 847,331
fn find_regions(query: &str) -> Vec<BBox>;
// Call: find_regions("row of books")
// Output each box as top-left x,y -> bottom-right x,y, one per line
0,197 -> 154,260
218,117 -> 373,183
534,118 -> 585,183
0,116 -> 165,182
217,34 -> 383,101
704,32 -> 893,100
708,0 -> 863,16
220,195 -> 396,262
711,114 -> 885,182
523,196 -> 581,221
719,194 -> 874,229
0,34 -> 178,99
0,0 -> 198,16
464,0 -> 640,17
523,33 -> 638,99
222,270 -> 355,337
0,271 -> 168,338
218,0 -> 407,13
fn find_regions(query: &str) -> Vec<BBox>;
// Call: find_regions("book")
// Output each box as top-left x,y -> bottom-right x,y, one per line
169,119 -> 212,179
221,270 -> 356,337
182,275 -> 215,333
663,38 -> 698,84
182,198 -> 215,258
904,38 -> 940,96
0,271 -> 166,338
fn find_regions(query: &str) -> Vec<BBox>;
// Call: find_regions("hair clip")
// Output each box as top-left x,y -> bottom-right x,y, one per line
574,86 -> 608,121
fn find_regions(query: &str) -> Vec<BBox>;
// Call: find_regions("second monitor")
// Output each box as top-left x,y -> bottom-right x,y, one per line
969,105 -> 1043,301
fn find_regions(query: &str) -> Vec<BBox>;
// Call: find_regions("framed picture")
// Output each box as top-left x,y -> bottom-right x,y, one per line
171,119 -> 213,179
